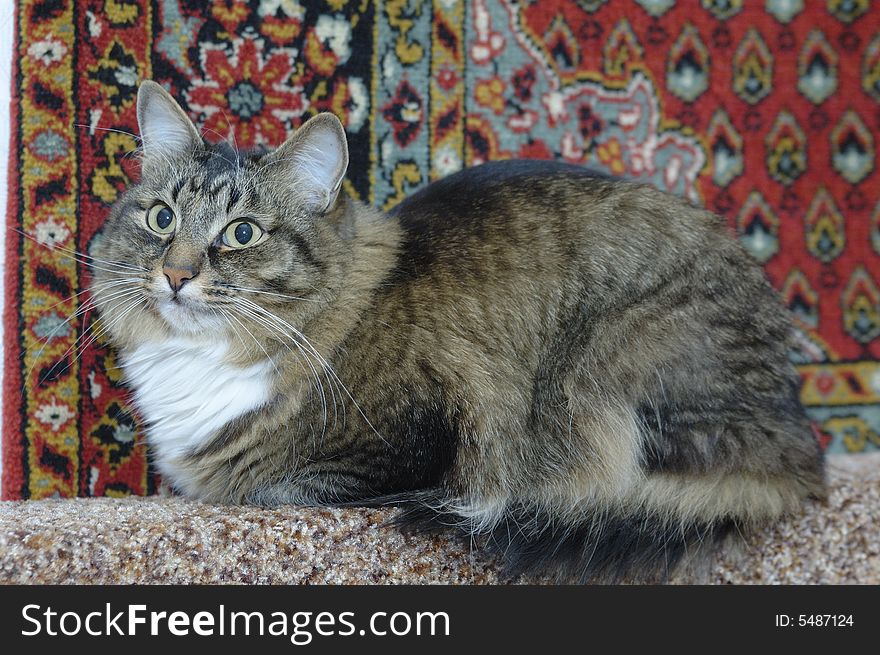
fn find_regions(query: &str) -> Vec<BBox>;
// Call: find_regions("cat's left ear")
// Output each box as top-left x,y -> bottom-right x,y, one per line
268,113 -> 349,213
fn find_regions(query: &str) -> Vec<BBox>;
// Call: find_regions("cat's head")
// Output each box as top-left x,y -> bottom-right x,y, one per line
90,80 -> 351,349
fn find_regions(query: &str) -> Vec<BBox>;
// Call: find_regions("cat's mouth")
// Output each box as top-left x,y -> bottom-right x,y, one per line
156,295 -> 222,333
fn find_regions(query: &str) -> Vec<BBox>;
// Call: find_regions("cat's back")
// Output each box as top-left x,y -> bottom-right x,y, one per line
382,158 -> 740,305
387,160 -> 614,276
390,159 -> 613,223
361,158 -> 788,396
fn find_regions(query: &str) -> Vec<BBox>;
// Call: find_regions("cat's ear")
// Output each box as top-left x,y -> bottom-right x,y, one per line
136,80 -> 201,169
268,113 -> 349,213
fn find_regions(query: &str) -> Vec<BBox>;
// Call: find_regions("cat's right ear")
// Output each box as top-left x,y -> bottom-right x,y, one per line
136,80 -> 201,172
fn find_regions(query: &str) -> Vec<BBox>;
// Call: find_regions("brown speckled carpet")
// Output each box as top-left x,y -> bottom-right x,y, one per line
1,454 -> 878,584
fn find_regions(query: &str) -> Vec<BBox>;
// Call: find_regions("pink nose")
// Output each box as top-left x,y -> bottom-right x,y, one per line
163,266 -> 197,293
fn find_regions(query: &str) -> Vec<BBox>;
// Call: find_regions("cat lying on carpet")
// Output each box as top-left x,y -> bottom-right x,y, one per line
89,80 -> 825,583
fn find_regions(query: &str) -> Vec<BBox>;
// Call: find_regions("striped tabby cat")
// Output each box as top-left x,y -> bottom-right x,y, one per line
91,81 -> 825,583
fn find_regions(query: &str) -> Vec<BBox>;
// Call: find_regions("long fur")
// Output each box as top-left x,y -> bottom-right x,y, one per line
89,82 -> 827,583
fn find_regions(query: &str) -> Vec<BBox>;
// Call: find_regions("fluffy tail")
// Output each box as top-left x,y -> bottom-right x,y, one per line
392,491 -> 737,584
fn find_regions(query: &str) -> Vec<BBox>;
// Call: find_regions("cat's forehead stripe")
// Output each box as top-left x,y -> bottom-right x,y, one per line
201,152 -> 237,184
171,177 -> 187,203
191,141 -> 247,187
226,185 -> 242,214
207,175 -> 233,198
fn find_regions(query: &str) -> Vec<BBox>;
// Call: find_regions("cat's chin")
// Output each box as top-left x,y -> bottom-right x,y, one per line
157,298 -> 225,336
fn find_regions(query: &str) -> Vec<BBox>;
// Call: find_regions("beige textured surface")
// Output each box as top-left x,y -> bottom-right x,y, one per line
1,454 -> 878,584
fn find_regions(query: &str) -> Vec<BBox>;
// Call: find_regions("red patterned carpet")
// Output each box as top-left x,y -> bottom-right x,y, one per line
3,1 -> 879,499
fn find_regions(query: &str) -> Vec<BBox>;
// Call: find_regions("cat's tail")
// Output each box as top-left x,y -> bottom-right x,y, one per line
389,490 -> 737,584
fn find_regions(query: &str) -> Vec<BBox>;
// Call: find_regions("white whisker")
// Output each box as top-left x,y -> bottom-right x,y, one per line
227,300 -> 333,440
232,296 -> 388,445
9,225 -> 150,274
223,285 -> 317,303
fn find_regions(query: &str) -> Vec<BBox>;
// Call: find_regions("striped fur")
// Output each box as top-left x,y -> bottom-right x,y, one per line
90,82 -> 826,583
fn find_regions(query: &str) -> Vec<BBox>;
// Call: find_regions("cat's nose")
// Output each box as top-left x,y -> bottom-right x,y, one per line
163,265 -> 198,293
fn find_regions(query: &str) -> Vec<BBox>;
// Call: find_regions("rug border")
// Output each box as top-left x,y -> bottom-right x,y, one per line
1,1 -> 21,501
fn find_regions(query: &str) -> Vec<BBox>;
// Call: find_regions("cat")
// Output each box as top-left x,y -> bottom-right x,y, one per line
89,80 -> 826,583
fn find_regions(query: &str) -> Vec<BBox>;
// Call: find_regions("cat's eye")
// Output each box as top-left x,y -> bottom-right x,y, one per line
146,204 -> 176,235
221,220 -> 264,249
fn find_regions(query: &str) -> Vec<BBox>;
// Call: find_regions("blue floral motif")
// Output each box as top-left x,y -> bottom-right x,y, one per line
33,312 -> 72,341
30,130 -> 69,162
156,0 -> 202,76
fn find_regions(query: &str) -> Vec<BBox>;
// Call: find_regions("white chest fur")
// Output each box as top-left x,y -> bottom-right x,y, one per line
122,338 -> 274,491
